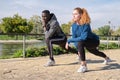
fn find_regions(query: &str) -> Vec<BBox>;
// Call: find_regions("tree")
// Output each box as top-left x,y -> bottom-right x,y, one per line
29,15 -> 43,34
97,25 -> 111,36
92,29 -> 99,35
0,23 -> 3,33
1,14 -> 33,33
61,22 -> 72,35
113,26 -> 120,36
1,17 -> 13,33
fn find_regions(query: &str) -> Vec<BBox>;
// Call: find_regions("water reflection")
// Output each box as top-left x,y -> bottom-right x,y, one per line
0,41 -> 45,56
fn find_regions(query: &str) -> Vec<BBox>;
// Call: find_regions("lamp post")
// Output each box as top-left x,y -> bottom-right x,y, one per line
108,21 -> 111,36
106,21 -> 111,49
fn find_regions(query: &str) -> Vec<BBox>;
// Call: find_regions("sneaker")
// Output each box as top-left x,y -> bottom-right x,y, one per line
103,58 -> 112,65
44,59 -> 55,67
77,66 -> 87,73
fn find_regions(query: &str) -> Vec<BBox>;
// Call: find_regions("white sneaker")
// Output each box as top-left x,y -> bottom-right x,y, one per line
77,66 -> 87,73
44,59 -> 55,67
103,58 -> 112,65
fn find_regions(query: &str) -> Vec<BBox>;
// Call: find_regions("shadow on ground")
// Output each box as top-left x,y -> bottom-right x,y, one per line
55,59 -> 120,72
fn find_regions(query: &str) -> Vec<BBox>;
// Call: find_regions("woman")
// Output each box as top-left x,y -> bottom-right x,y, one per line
65,7 -> 111,73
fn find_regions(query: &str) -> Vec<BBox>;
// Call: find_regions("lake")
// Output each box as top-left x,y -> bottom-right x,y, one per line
0,41 -> 46,56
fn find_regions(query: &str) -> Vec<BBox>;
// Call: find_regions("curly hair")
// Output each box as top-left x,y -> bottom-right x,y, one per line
73,7 -> 91,25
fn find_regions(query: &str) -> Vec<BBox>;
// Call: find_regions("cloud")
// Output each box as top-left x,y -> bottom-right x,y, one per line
0,0 -> 120,29
88,1 -> 120,28
12,0 -> 41,9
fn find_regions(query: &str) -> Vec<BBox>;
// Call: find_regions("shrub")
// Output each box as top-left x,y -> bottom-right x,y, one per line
108,43 -> 118,49
25,46 -> 48,57
99,43 -> 119,50
13,45 -> 67,58
13,50 -> 23,58
12,42 -> 120,58
99,44 -> 107,50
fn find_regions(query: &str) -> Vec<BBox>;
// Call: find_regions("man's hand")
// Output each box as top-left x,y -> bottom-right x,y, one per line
65,42 -> 69,50
42,20 -> 47,31
43,27 -> 46,31
42,21 -> 46,27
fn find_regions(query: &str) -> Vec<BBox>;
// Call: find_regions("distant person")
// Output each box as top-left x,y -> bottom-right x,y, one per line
65,7 -> 111,73
41,10 -> 77,66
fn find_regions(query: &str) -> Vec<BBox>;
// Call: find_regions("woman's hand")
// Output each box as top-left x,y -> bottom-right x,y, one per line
65,42 -> 69,50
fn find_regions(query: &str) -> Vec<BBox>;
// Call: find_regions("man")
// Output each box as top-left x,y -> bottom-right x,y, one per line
42,10 -> 67,66
41,10 -> 77,66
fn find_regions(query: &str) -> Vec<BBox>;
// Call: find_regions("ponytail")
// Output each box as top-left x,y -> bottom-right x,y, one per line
80,8 -> 91,25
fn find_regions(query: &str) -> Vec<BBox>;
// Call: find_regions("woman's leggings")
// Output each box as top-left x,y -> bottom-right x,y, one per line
77,39 -> 107,61
45,36 -> 77,61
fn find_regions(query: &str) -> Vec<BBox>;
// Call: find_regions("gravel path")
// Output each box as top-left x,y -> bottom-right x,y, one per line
0,49 -> 120,80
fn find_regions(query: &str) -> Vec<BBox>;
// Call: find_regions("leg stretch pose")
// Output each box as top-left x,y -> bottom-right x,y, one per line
41,10 -> 77,66
46,36 -> 77,66
65,7 -> 111,73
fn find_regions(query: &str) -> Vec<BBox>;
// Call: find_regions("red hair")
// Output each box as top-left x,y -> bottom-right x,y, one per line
73,7 -> 91,25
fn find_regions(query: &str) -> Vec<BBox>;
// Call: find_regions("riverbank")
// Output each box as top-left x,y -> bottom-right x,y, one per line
0,49 -> 120,80
0,40 -> 42,43
0,40 -> 119,43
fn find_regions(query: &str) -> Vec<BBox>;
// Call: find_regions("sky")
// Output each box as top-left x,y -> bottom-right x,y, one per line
0,0 -> 120,29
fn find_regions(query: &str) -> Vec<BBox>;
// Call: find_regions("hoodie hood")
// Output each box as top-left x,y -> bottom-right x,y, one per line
44,13 -> 66,39
48,13 -> 57,24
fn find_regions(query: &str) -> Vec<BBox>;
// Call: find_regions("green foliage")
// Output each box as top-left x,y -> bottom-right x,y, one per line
13,46 -> 47,58
13,43 -> 119,58
53,46 -> 67,55
29,15 -> 43,34
0,55 -> 13,59
99,36 -> 106,40
12,50 -> 23,58
98,25 -> 111,36
92,29 -> 99,35
108,43 -> 118,49
1,14 -> 33,33
1,17 -> 13,33
61,22 -> 72,35
25,46 -> 48,57
13,46 -> 68,58
1,43 -> 119,59
99,43 -> 118,50
113,27 -> 120,36
99,44 -> 107,50
0,24 -> 3,33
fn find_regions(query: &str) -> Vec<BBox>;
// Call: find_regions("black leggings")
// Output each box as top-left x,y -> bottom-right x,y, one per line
45,36 -> 77,61
77,39 -> 107,61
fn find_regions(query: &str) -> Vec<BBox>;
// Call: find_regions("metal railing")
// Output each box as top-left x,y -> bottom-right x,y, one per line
0,33 -> 120,58
0,33 -> 44,58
